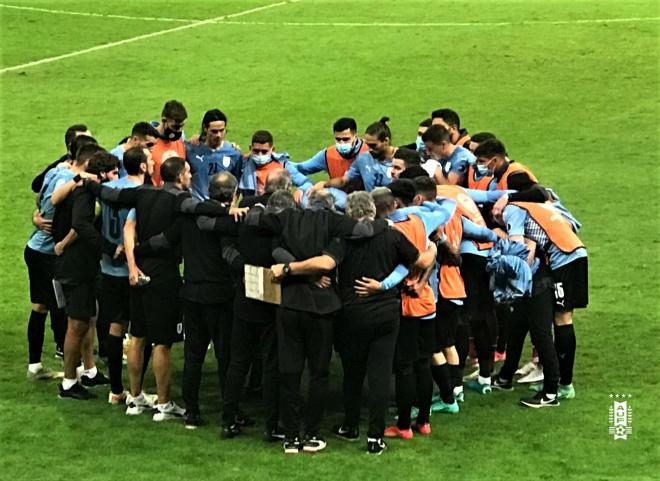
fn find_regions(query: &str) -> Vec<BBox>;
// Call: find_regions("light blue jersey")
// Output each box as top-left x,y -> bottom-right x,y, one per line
346,152 -> 392,192
110,144 -> 128,178
503,205 -> 587,270
186,141 -> 242,200
460,217 -> 499,258
100,177 -> 140,277
438,145 -> 474,180
27,167 -> 75,254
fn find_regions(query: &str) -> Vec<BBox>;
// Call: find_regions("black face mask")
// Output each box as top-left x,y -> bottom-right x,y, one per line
163,126 -> 182,141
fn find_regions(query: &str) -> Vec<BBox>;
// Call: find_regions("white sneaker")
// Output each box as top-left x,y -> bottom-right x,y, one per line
108,390 -> 128,405
515,361 -> 537,377
141,392 -> 158,406
517,364 -> 544,384
125,393 -> 155,415
152,401 -> 185,422
27,365 -> 63,381
463,367 -> 480,382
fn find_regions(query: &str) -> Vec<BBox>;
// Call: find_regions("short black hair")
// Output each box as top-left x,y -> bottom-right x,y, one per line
431,108 -> 461,129
161,100 -> 188,122
160,157 -> 187,182
419,118 -> 432,128
65,124 -> 88,150
388,179 -> 416,206
413,176 -> 437,201
365,117 -> 391,141
399,165 -> 429,180
394,148 -> 421,167
87,152 -> 118,176
208,172 -> 237,202
422,124 -> 451,145
123,147 -> 147,176
201,108 -> 227,132
474,139 -> 507,158
75,143 -> 104,166
470,132 -> 496,144
333,117 -> 357,133
131,122 -> 160,139
251,130 -> 273,145
70,135 -> 98,161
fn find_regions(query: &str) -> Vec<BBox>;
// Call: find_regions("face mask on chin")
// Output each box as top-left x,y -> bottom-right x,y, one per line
163,125 -> 182,141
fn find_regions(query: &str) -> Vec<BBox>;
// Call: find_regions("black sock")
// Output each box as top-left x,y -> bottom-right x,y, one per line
27,310 -> 47,364
431,364 -> 454,404
107,334 -> 124,394
554,324 -> 576,385
449,364 -> 462,390
141,342 -> 153,385
50,308 -> 67,350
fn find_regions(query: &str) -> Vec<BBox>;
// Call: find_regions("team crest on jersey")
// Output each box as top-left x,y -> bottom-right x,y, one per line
222,156 -> 231,168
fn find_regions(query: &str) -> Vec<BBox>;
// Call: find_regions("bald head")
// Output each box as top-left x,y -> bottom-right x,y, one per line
265,168 -> 292,194
209,172 -> 237,203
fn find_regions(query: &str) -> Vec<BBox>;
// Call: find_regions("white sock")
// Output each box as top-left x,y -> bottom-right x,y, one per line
28,362 -> 43,373
83,366 -> 97,378
62,377 -> 77,390
453,386 -> 463,395
478,375 -> 491,385
546,393 -> 557,400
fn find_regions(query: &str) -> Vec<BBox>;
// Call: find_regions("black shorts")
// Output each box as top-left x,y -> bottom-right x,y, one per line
24,246 -> 57,308
460,254 -> 494,322
395,316 -> 435,363
98,274 -> 130,327
434,300 -> 462,350
552,257 -> 588,312
129,277 -> 183,345
62,282 -> 97,321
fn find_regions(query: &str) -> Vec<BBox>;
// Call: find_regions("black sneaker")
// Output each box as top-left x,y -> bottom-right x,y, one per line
491,374 -> 513,391
520,391 -> 560,408
59,382 -> 95,400
333,424 -> 359,442
80,371 -> 110,387
221,423 -> 241,439
302,435 -> 327,453
234,412 -> 254,427
367,437 -> 387,455
283,437 -> 302,454
184,411 -> 206,430
264,427 -> 286,443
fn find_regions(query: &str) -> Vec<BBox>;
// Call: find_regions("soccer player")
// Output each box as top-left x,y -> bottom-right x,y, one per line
109,122 -> 160,177
239,130 -> 309,197
151,100 -> 188,186
390,148 -> 423,180
422,124 -> 475,185
500,201 -> 587,401
431,108 -> 470,147
316,117 -> 396,193
400,118 -> 432,153
54,152 -> 118,400
464,132 -> 497,189
490,202 -> 566,408
290,117 -> 369,196
31,124 -> 92,193
98,147 -> 152,404
186,109 -> 242,200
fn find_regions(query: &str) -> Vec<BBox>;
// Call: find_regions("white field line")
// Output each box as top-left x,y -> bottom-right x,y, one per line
0,1 -> 290,74
217,16 -> 660,28
0,3 -> 194,22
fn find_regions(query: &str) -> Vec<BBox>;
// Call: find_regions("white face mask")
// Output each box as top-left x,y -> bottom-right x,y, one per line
476,164 -> 493,176
251,154 -> 271,166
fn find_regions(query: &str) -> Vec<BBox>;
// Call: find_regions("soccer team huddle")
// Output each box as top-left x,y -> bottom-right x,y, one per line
24,100 -> 588,456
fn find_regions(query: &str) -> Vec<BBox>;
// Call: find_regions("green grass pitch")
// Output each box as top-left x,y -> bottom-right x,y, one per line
0,1 -> 658,480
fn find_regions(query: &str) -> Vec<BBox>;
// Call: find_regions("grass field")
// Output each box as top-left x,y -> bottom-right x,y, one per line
1,1 -> 659,480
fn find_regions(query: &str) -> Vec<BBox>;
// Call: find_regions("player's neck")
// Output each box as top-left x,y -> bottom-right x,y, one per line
127,174 -> 144,185
206,139 -> 224,150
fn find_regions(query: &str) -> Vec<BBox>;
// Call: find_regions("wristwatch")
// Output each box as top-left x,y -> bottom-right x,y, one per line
282,263 -> 291,277
72,173 -> 82,183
